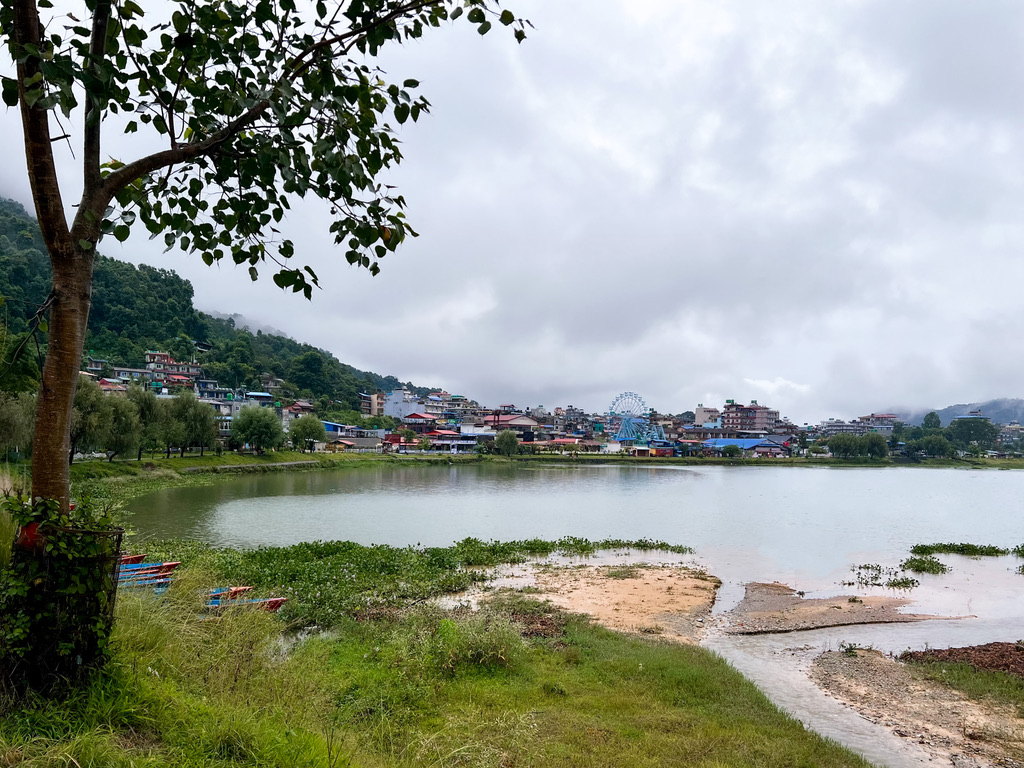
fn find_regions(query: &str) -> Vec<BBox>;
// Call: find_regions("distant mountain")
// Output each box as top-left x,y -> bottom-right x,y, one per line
0,197 -> 434,407
891,399 -> 1024,427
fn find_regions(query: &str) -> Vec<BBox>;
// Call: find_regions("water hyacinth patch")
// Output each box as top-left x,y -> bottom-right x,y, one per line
910,543 -> 1009,557
900,555 -> 951,575
143,536 -> 693,629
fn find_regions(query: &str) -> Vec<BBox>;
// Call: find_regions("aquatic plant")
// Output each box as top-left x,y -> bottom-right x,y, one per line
900,555 -> 950,575
144,536 -> 695,629
1012,544 -> 1024,558
910,543 -> 1008,557
885,576 -> 919,590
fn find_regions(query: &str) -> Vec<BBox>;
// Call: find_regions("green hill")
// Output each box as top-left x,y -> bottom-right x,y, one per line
0,198 -> 431,408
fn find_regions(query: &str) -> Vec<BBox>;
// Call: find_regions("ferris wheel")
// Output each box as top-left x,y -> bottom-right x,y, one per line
608,391 -> 665,443
609,391 -> 647,420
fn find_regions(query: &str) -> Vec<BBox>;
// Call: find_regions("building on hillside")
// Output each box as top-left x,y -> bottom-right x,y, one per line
85,356 -> 108,374
359,392 -> 385,417
97,377 -> 127,395
145,350 -> 202,383
383,388 -> 422,419
113,366 -> 152,384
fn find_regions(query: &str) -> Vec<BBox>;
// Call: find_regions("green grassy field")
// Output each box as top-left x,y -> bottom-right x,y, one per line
0,581 -> 872,768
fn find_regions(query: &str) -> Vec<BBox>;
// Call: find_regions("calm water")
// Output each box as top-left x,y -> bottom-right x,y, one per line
128,463 -> 1024,767
128,463 -> 1024,605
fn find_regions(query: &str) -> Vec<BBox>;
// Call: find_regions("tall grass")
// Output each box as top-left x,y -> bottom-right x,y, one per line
0,465 -> 22,567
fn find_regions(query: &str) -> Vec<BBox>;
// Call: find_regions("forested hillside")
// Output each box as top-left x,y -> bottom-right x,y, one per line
0,198 -> 430,408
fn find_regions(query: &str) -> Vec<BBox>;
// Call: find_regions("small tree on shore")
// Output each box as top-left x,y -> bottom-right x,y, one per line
496,430 -> 519,457
289,415 -> 327,452
232,406 -> 284,453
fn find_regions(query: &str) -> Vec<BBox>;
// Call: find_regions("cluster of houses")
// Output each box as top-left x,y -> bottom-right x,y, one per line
80,350 -> 1022,457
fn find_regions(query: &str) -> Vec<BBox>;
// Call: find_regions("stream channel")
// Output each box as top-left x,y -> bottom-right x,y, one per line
127,463 -> 1024,767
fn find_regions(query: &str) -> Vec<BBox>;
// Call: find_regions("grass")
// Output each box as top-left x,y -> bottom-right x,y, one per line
900,555 -> 950,574
910,542 -> 1009,557
138,537 -> 693,629
0,465 -> 27,568
0,577 -> 874,767
903,656 -> 1024,720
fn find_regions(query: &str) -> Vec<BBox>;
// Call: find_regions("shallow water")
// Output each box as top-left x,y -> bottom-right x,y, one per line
128,463 -> 1024,766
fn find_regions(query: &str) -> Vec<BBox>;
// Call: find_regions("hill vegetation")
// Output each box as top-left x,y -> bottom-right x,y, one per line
0,198 -> 430,410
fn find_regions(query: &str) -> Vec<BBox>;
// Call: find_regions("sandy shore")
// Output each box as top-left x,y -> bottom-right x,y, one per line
725,581 -> 958,634
812,649 -> 1024,767
521,569 -> 1021,765
531,564 -> 721,643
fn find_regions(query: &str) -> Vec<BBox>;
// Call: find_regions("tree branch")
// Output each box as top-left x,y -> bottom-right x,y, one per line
82,0 -> 112,197
11,0 -> 71,257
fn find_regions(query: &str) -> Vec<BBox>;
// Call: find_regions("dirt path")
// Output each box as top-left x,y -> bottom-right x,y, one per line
726,581 -> 960,634
812,649 -> 1024,767
531,564 -> 721,643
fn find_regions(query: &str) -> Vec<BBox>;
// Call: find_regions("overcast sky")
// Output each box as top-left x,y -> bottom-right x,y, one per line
4,0 -> 1024,423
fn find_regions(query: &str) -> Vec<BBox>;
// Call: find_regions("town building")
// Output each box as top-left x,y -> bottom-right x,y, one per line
721,400 -> 779,433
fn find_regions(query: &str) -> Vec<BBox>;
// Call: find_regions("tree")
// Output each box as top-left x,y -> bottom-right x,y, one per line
862,432 -> 888,459
2,0 -> 526,685
156,399 -> 186,459
0,392 -> 33,460
721,444 -> 742,458
826,433 -> 860,459
173,391 -> 218,457
103,395 -> 140,461
890,421 -> 905,447
127,385 -> 160,460
947,417 -> 999,451
495,429 -> 519,457
232,406 -> 284,453
922,412 -> 942,430
289,414 -> 327,452
917,434 -> 953,458
2,0 -> 527,511
69,376 -> 109,462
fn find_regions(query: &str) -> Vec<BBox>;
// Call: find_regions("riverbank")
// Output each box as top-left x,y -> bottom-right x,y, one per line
812,648 -> 1024,766
0,545 -> 874,768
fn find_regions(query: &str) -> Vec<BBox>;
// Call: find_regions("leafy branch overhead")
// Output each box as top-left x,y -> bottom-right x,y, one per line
1,0 -> 528,298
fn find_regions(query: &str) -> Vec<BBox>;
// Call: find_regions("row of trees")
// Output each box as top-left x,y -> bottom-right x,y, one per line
1,378 -> 334,462
825,432 -> 889,459
892,411 -> 1002,455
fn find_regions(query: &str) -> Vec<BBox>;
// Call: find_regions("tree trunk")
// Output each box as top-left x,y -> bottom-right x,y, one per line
32,252 -> 96,509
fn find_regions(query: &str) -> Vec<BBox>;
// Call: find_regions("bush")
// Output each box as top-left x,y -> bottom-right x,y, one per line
384,608 -> 525,677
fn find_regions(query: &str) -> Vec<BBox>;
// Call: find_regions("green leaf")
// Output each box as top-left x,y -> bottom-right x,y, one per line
500,10 -> 515,25
394,103 -> 410,124
113,225 -> 130,242
477,20 -> 492,35
467,8 -> 485,23
1,77 -> 19,107
78,239 -> 94,250
403,79 -> 420,88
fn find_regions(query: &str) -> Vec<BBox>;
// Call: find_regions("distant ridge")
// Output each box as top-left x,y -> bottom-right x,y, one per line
890,398 -> 1024,427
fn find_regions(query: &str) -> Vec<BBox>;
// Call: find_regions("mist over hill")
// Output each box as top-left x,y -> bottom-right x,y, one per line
891,399 -> 1024,427
0,197 -> 432,407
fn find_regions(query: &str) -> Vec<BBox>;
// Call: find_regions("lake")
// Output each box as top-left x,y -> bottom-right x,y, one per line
127,462 -> 1024,608
127,462 -> 1024,767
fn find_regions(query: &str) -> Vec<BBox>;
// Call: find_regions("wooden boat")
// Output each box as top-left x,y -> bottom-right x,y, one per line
119,553 -> 146,565
206,596 -> 287,612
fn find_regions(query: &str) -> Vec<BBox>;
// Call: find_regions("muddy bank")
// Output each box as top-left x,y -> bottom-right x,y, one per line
812,649 -> 1024,767
726,582 -> 958,634
903,643 -> 1024,679
532,564 -> 720,643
